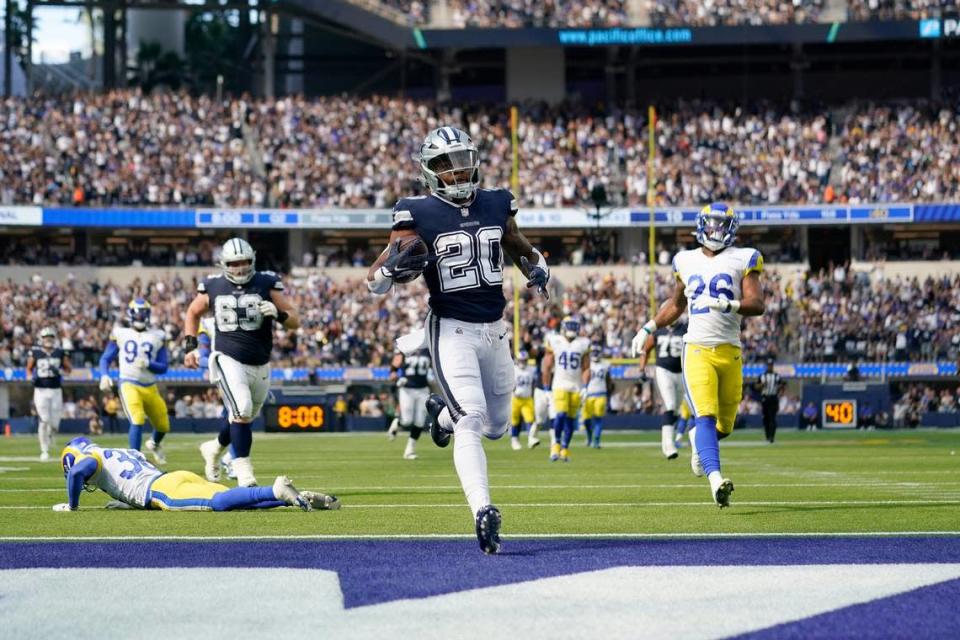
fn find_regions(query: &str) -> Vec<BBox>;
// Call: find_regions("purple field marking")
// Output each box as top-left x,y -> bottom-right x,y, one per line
2,537 -> 960,609
732,577 -> 960,640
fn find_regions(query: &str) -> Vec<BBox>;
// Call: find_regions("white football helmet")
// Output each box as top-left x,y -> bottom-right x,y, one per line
418,126 -> 480,201
220,238 -> 256,285
39,326 -> 57,349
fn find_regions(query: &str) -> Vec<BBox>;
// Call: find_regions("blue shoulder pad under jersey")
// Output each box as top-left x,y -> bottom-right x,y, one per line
67,457 -> 98,510
98,341 -> 119,377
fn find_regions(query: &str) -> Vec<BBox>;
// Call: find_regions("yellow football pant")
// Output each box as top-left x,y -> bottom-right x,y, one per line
119,382 -> 170,431
511,396 -> 535,426
681,343 -> 742,435
552,389 -> 581,415
582,396 -> 607,420
149,471 -> 228,511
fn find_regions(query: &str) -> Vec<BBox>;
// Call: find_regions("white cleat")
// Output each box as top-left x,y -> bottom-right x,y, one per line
511,438 -> 522,451
403,441 -> 417,460
144,439 -> 166,465
527,437 -> 541,449
272,475 -> 310,511
661,425 -> 679,460
300,491 -> 341,510
710,476 -> 735,508
232,456 -> 257,487
39,452 -> 50,462
199,439 -> 225,482
387,419 -> 399,441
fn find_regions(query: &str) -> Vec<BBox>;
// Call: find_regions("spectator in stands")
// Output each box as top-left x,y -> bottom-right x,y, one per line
801,401 -> 819,430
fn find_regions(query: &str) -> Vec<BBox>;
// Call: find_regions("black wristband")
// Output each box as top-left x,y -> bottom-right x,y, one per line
184,335 -> 198,352
276,310 -> 289,324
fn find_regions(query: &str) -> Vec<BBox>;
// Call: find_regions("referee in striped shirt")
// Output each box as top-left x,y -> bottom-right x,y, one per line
755,359 -> 785,444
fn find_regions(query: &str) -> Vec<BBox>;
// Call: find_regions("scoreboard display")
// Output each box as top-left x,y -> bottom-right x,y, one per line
822,399 -> 857,429
264,403 -> 327,432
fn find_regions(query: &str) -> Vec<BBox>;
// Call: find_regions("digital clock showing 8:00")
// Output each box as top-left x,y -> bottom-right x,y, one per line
821,399 -> 857,428
264,404 -> 326,432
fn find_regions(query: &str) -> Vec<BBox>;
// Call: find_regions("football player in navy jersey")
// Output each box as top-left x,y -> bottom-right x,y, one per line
367,126 -> 550,554
182,237 -> 300,487
26,327 -> 71,461
390,348 -> 433,460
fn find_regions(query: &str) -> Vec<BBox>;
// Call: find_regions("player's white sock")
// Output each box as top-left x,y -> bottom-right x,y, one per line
38,422 -> 50,455
661,425 -> 678,459
453,421 -> 490,517
232,456 -> 257,487
438,406 -> 456,432
549,424 -> 558,446
708,471 -> 726,499
404,438 -> 417,459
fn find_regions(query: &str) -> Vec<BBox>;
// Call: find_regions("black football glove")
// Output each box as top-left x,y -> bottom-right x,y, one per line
520,255 -> 550,299
381,239 -> 429,281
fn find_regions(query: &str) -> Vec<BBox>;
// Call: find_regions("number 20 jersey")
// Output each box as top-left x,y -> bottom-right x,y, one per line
672,246 -> 763,348
198,272 -> 284,366
392,189 -> 516,323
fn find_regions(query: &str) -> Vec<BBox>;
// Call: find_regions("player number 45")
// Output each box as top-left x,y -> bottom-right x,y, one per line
687,273 -> 735,315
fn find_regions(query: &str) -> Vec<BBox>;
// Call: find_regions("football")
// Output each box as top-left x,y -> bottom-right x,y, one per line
393,235 -> 428,284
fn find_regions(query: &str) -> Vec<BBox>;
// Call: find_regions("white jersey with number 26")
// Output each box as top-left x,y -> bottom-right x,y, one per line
672,247 -> 763,348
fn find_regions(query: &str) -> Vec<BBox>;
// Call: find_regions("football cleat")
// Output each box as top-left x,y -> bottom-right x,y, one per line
200,439 -> 225,482
511,438 -> 522,451
426,394 -> 452,448
232,456 -> 257,488
403,439 -> 418,460
272,475 -> 310,511
40,451 -> 50,462
712,478 -> 735,508
221,452 -> 236,479
559,447 -> 570,462
549,443 -> 561,462
527,437 -> 540,449
300,491 -> 341,511
591,441 -> 601,449
144,439 -> 166,465
387,419 -> 399,441
475,504 -> 502,555
690,451 -> 704,477
661,426 -> 679,460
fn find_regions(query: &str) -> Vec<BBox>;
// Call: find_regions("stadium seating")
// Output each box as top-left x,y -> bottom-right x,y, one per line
6,92 -> 959,209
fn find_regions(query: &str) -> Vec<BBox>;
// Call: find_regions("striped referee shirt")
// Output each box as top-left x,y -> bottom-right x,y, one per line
760,372 -> 782,398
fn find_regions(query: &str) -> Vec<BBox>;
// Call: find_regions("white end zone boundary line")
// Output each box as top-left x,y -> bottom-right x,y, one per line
1,531 -> 959,542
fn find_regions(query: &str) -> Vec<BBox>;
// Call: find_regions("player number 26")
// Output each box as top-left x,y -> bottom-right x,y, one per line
434,227 -> 503,293
687,273 -> 734,315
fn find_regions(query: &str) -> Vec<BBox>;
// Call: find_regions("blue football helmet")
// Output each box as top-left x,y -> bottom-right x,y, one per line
695,202 -> 739,251
126,298 -> 151,330
518,349 -> 529,363
561,316 -> 580,340
60,437 -> 95,478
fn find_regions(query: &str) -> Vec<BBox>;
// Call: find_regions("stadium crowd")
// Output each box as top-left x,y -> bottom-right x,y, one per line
647,0 -> 824,26
3,91 -> 959,210
2,264 -> 958,371
847,0 -> 957,21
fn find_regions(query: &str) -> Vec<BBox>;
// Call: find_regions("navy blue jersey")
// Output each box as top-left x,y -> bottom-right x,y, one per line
399,348 -> 432,389
198,271 -> 284,366
30,347 -> 65,388
393,189 -> 516,323
654,324 -> 685,374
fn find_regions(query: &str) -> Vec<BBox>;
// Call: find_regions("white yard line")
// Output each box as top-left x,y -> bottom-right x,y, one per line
0,531 -> 959,542
3,499 -> 960,511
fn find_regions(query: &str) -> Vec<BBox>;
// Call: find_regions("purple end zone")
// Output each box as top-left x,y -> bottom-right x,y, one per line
733,577 -> 960,640
2,537 -> 960,612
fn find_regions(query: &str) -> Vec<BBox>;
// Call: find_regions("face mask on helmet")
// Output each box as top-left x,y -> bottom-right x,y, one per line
223,258 -> 254,284
696,203 -> 739,251
425,149 -> 480,200
40,328 -> 56,349
127,302 -> 151,330
562,319 -> 580,339
221,238 -> 256,285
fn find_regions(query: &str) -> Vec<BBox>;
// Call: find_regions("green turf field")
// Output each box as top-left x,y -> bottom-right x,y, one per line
1,429 -> 958,538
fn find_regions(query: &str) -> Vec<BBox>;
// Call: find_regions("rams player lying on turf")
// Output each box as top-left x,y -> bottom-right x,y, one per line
54,437 -> 340,512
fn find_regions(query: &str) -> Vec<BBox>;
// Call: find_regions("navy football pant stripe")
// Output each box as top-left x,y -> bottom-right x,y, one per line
428,311 -> 464,421
213,354 -> 242,420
